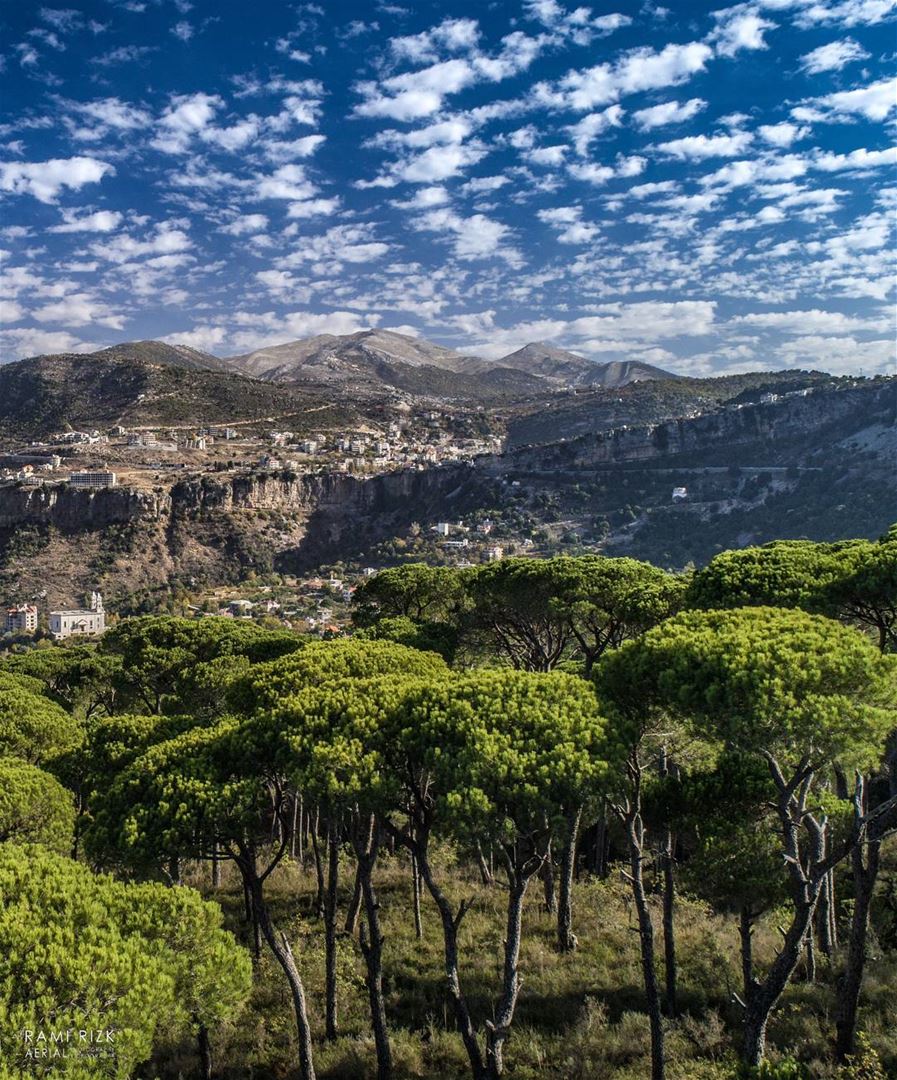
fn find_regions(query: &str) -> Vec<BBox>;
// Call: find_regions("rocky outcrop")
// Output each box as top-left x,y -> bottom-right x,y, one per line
499,383 -> 893,471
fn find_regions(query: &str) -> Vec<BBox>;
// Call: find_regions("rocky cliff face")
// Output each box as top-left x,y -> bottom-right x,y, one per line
499,383 -> 892,471
0,462 -> 479,607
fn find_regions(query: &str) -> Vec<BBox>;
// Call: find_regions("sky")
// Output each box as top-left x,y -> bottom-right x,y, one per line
0,0 -> 895,376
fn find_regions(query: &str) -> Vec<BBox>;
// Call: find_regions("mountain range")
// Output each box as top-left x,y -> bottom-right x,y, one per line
223,329 -> 676,393
0,331 -> 684,437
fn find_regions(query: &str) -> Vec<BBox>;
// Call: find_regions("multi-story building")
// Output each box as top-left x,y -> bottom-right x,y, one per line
68,471 -> 117,489
49,592 -> 106,639
4,604 -> 38,633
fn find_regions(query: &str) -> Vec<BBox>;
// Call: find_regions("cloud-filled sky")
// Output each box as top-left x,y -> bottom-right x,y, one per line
0,0 -> 895,376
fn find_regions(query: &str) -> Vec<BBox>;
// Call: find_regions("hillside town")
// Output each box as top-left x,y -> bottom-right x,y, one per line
0,411 -> 502,491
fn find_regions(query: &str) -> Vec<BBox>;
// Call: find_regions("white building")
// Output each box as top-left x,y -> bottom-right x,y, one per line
5,604 -> 38,633
485,545 -> 504,561
68,471 -> 118,489
49,592 -> 106,640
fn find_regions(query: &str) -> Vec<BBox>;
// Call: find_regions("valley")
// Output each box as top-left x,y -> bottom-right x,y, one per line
0,330 -> 892,622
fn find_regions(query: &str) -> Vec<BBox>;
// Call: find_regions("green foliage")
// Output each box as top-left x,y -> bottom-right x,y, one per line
100,615 -> 303,713
0,844 -> 249,1078
0,671 -> 83,765
687,541 -> 843,613
353,614 -> 460,663
598,607 -> 895,773
0,757 -> 75,852
228,637 -> 448,713
352,563 -> 468,625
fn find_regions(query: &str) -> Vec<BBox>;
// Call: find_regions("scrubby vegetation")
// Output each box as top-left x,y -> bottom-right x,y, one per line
0,531 -> 895,1079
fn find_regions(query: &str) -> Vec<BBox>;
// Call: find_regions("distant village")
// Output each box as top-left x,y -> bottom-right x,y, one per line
0,411 -> 502,491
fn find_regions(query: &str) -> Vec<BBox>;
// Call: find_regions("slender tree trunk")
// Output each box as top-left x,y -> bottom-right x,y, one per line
540,844 -> 556,915
625,808 -> 665,1080
594,805 -> 609,878
739,907 -> 754,1006
835,838 -> 881,1061
662,828 -> 677,1017
484,869 -> 531,1078
324,815 -> 340,1041
804,927 -> 816,983
475,841 -> 494,886
557,807 -> 581,952
211,846 -> 221,889
415,840 -> 485,1080
290,792 -> 299,859
248,871 -> 316,1080
197,1021 -> 212,1080
310,808 -> 325,918
355,820 -> 392,1080
411,849 -> 423,939
817,869 -> 834,957
345,861 -> 363,935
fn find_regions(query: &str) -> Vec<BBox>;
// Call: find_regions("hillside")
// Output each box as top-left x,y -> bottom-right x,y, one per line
505,369 -> 835,447
496,342 -> 675,387
0,350 -> 350,440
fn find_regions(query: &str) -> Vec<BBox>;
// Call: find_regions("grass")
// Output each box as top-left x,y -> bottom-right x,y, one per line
143,844 -> 897,1080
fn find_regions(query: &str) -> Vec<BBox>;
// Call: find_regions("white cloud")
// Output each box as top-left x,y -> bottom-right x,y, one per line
732,308 -> 886,334
219,214 -> 268,236
32,292 -> 125,329
758,122 -> 809,147
710,9 -> 775,57
262,135 -> 326,162
415,206 -> 520,263
655,131 -> 753,159
813,146 -> 897,171
0,157 -> 114,203
277,225 -> 390,268
0,328 -> 98,360
151,92 -> 221,153
160,327 -> 228,352
48,209 -> 123,233
566,105 -> 625,154
799,38 -> 870,73
90,222 -> 192,263
794,0 -> 897,29
171,21 -> 194,42
544,42 -> 713,110
538,205 -> 599,243
632,97 -> 706,130
799,78 -> 897,122
390,17 -> 480,64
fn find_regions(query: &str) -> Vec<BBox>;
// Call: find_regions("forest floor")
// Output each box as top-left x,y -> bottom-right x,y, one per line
144,842 -> 897,1080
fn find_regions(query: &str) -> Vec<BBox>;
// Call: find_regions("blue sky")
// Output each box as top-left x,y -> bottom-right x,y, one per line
0,0 -> 894,375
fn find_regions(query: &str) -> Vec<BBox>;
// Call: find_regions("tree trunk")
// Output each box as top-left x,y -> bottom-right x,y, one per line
416,841 -> 485,1080
345,860 -> 362,935
484,872 -> 530,1078
356,822 -> 392,1080
324,816 -> 340,1041
310,808 -> 326,918
197,1021 -> 212,1080
835,837 -> 881,1061
411,849 -> 423,939
739,907 -> 754,1006
475,841 -> 494,886
540,845 -> 556,915
248,872 -> 316,1080
211,847 -> 221,889
662,828 -> 677,1017
626,810 -> 665,1080
557,807 -> 581,952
